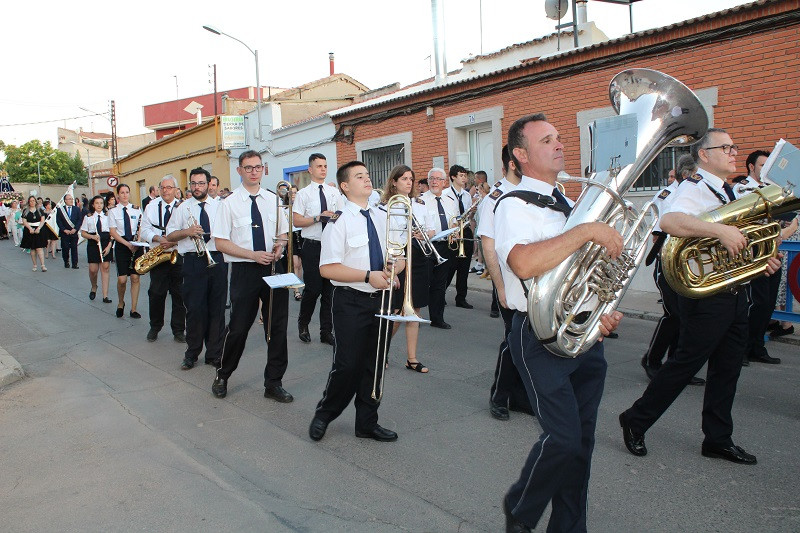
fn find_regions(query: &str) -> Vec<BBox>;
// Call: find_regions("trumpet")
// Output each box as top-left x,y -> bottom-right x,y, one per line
186,211 -> 216,268
448,199 -> 481,258
266,180 -> 295,342
372,195 -> 420,401
411,214 -> 447,266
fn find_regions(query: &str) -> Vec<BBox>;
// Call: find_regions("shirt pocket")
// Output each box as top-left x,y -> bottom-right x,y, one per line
347,233 -> 370,260
232,216 -> 252,243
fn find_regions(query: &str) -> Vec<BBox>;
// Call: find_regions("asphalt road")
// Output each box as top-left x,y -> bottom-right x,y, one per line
1,243 -> 798,532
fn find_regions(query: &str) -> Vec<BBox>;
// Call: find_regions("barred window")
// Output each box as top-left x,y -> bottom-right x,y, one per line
632,147 -> 690,192
361,144 -> 404,191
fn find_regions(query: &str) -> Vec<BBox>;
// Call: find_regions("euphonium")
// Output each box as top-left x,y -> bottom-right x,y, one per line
134,246 -> 178,274
527,68 -> 708,358
661,184 -> 800,298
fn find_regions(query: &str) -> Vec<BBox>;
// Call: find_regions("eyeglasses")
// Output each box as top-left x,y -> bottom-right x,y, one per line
189,181 -> 207,187
704,144 -> 738,154
242,165 -> 264,173
429,177 -> 446,181
160,185 -> 175,190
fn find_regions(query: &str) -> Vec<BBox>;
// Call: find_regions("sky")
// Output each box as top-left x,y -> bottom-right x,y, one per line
0,0 -> 753,148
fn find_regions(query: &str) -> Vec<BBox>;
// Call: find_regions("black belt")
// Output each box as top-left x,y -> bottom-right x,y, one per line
340,286 -> 382,298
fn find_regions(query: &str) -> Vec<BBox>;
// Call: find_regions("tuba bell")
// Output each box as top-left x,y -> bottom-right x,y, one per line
526,68 -> 708,358
661,184 -> 800,298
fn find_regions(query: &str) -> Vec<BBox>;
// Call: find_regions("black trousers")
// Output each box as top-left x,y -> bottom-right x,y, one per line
644,258 -> 680,367
506,312 -> 606,531
182,253 -> 228,363
61,233 -> 79,266
490,303 -> 533,414
428,242 -> 454,324
745,273 -> 781,359
218,262 -> 288,388
625,290 -> 748,447
0,217 -> 7,238
446,226 -> 474,303
298,239 -> 333,334
148,258 -> 185,333
314,287 -> 392,432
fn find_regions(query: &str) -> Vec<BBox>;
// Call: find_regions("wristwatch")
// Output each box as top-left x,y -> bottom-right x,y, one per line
364,270 -> 370,283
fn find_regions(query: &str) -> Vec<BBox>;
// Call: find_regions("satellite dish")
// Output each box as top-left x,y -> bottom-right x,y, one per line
545,0 -> 569,20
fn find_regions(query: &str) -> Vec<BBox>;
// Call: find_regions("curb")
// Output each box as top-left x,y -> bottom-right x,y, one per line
0,346 -> 24,388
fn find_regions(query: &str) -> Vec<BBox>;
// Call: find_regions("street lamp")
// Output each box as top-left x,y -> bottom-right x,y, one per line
36,153 -> 56,191
69,141 -> 92,195
203,24 -> 262,141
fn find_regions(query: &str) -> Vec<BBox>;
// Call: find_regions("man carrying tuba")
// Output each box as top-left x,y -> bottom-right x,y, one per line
166,167 -> 227,370
620,128 -> 782,466
494,114 -> 622,533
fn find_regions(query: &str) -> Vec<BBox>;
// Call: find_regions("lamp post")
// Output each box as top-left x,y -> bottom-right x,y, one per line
69,141 -> 92,196
203,24 -> 262,141
36,153 -> 56,192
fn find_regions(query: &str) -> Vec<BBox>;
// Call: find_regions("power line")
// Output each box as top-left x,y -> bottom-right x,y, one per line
0,112 -> 106,128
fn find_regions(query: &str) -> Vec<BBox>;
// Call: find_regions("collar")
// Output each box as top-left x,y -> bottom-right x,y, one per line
695,168 -> 726,191
519,175 -> 557,196
234,186 -> 270,202
344,198 -> 371,215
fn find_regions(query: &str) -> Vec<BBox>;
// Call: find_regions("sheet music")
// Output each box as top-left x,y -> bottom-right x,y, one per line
263,273 -> 305,289
375,314 -> 431,323
130,241 -> 150,248
431,227 -> 459,242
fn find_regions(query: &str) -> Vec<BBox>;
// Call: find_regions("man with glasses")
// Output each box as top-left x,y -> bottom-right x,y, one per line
211,150 -> 293,403
620,129 -> 782,465
140,176 -> 185,343
166,168 -> 227,370
293,153 -> 340,346
421,168 -> 458,329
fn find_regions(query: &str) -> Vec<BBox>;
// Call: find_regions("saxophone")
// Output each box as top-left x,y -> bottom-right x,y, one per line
134,245 -> 178,274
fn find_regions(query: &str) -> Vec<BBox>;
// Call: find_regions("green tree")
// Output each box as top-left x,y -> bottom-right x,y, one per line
0,139 -> 86,185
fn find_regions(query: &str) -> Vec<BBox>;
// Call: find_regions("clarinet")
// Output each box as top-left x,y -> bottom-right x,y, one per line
128,208 -> 142,272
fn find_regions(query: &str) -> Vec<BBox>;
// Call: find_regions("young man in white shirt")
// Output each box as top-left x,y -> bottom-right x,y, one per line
443,164 -> 475,309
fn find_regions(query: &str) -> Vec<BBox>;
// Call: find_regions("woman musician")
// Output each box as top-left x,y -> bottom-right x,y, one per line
379,165 -> 436,373
80,195 -> 113,303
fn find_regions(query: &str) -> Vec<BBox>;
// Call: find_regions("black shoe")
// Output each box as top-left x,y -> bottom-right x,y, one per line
767,320 -> 781,332
264,385 -> 294,403
309,417 -> 328,441
146,328 -> 158,342
749,353 -> 781,364
640,356 -> 660,381
129,311 -> 141,319
355,425 -> 398,442
180,358 -> 194,370
770,325 -> 794,338
212,377 -> 227,398
503,496 -> 532,533
490,401 -> 510,421
689,376 -> 706,386
455,300 -> 474,309
298,324 -> 311,343
102,297 -> 112,303
489,309 -> 500,318
64,264 -> 70,269
605,331 -> 619,339
619,412 -> 647,456
320,332 -> 335,346
430,321 -> 452,330
701,443 -> 757,465
72,265 -> 79,269
89,291 -> 96,301
173,332 -> 186,343
205,359 -> 221,368
116,304 -> 124,318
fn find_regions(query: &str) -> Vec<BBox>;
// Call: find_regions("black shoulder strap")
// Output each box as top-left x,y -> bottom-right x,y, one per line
704,182 -> 728,205
645,232 -> 667,267
493,190 -> 571,216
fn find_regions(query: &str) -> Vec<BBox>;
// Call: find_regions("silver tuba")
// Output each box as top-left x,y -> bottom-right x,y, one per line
527,68 -> 708,357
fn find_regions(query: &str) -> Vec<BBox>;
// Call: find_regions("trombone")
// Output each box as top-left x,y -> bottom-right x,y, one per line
266,180 -> 295,342
372,195 -> 422,401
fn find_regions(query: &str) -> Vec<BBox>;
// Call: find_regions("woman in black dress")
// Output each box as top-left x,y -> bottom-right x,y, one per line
380,165 -> 433,373
79,195 -> 113,303
41,200 -> 59,259
20,195 -> 48,271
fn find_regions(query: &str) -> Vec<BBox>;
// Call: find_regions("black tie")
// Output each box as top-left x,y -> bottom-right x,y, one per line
552,188 -> 572,209
453,187 -> 464,214
361,209 -> 384,271
435,197 -> 448,231
96,215 -> 102,233
319,185 -> 328,229
250,195 -> 266,252
198,202 -> 210,243
123,206 -> 132,240
164,204 -> 172,227
722,183 -> 736,202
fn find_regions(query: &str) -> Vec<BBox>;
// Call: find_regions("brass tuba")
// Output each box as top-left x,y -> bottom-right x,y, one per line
527,69 -> 708,357
661,184 -> 800,298
134,246 -> 178,274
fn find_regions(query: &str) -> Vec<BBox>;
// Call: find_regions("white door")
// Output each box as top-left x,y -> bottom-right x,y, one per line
476,129 -> 494,180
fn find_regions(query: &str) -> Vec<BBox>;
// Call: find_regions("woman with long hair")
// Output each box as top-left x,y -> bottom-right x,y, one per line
20,195 -> 47,271
379,165 -> 434,373
80,195 -> 113,303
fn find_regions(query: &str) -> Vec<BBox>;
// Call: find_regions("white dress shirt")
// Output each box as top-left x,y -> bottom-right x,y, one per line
664,168 -> 731,217
140,198 -> 181,245
166,196 -> 220,254
292,181 -> 342,241
442,184 -> 473,216
420,190 -> 458,232
320,199 -> 387,293
733,175 -> 768,199
476,178 -> 518,239
212,186 -> 288,263
107,203 -> 142,240
80,212 -> 110,234
494,175 -> 573,312
650,180 -> 680,233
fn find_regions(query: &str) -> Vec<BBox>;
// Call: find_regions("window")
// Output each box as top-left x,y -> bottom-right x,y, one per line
362,144 -> 404,190
632,147 -> 690,192
288,169 -> 311,189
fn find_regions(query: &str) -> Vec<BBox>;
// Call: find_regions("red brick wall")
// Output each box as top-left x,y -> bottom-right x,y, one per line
336,4 -> 800,198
